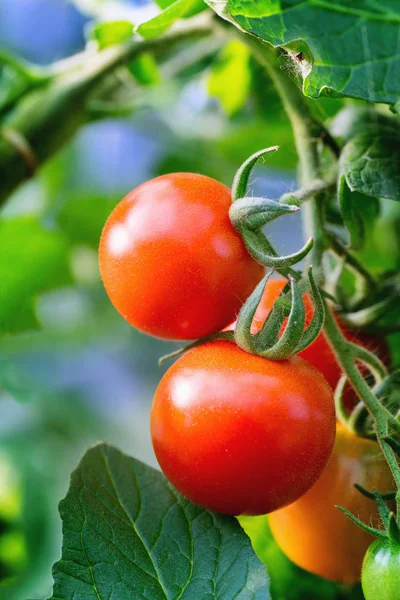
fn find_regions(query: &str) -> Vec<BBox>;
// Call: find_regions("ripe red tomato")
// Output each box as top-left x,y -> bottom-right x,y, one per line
246,278 -> 388,399
99,173 -> 263,340
151,340 -> 335,516
269,423 -> 394,584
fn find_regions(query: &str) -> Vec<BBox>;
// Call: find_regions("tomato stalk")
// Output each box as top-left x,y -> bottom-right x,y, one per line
229,146 -> 312,276
279,178 -> 336,207
234,268 -> 325,360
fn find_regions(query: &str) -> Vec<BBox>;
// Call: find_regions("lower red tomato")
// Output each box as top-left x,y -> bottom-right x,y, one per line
245,278 -> 388,404
269,423 -> 394,584
151,340 -> 335,516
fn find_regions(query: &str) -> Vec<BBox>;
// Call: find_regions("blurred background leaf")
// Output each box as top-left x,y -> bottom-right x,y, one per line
0,218 -> 71,336
208,40 -> 251,116
89,20 -> 134,49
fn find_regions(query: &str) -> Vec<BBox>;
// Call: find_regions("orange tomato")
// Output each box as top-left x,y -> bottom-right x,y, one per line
269,423 -> 394,584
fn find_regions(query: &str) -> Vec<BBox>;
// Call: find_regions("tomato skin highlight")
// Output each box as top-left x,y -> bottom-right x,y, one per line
99,173 -> 264,340
151,340 -> 335,516
362,539 -> 400,600
269,424 -> 394,584
246,278 -> 388,403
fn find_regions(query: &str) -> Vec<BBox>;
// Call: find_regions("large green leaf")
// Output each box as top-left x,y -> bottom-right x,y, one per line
0,217 -> 70,336
206,0 -> 400,104
48,444 -> 270,600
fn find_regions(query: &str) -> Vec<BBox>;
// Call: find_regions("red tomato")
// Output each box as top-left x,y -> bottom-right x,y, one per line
99,173 -> 264,340
269,423 -> 394,584
246,278 -> 388,399
151,340 -> 335,516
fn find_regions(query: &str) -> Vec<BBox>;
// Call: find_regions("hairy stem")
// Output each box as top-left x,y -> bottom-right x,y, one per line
243,37 -> 330,283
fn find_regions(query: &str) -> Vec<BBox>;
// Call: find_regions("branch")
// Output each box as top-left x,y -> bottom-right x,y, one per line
0,16 -> 213,206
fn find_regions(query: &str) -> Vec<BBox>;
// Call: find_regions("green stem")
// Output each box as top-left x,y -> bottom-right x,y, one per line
323,308 -> 397,427
0,51 -> 47,81
280,178 -> 335,206
0,17 -> 212,205
243,37 -> 329,284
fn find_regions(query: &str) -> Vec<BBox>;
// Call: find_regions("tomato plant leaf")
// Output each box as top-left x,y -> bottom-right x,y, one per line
137,0 -> 201,40
48,444 -> 270,600
339,117 -> 400,202
208,40 -> 252,116
338,177 -> 380,250
206,0 -> 400,104
89,20 -> 134,49
0,217 -> 71,336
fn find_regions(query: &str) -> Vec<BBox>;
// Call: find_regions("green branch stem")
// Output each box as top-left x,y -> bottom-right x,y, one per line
243,36 -> 330,284
280,178 -> 335,206
324,305 -> 400,513
0,16 -> 213,205
0,51 -> 47,81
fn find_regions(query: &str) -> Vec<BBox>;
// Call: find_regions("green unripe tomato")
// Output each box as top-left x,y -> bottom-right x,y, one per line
362,538 -> 400,600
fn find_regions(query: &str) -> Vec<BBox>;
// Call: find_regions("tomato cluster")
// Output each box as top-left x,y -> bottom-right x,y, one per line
100,173 -> 391,586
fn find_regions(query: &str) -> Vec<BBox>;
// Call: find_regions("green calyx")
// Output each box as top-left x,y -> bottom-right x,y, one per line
231,146 -> 279,202
234,267 -> 325,361
338,496 -> 400,546
229,148 -> 313,272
